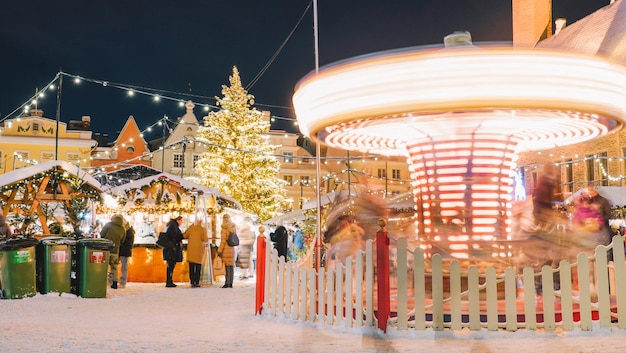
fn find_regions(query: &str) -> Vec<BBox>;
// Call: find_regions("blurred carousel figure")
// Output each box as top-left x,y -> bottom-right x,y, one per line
236,217 -> 255,279
532,163 -> 562,230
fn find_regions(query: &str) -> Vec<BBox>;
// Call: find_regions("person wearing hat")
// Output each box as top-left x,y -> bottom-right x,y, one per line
163,215 -> 184,288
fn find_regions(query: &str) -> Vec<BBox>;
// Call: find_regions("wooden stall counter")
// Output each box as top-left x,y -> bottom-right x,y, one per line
127,244 -> 189,283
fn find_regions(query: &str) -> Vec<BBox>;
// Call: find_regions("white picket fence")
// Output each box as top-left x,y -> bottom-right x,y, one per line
260,234 -> 626,333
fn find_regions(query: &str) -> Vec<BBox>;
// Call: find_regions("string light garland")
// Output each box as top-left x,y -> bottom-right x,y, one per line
0,71 -> 298,128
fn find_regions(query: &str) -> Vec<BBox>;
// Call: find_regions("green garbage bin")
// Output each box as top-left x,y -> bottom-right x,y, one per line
36,236 -> 76,295
76,238 -> 114,298
0,237 -> 40,299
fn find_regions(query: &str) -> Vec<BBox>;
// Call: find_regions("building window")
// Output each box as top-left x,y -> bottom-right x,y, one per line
173,154 -> 183,168
13,151 -> 29,169
299,175 -> 310,185
41,152 -> 55,162
283,175 -> 294,186
0,151 -> 2,168
599,152 -> 608,186
585,154 -> 595,183
377,169 -> 387,178
32,122 -> 39,131
67,152 -> 80,164
126,146 -> 135,153
563,159 -> 573,193
193,154 -> 200,168
283,152 -> 294,164
392,169 -> 400,179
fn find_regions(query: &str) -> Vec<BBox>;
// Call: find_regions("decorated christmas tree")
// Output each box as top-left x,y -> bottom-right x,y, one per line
195,66 -> 285,222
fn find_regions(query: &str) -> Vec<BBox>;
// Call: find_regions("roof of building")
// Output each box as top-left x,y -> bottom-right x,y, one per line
536,0 -> 626,63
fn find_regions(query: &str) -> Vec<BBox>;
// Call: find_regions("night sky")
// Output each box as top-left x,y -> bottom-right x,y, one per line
0,0 -> 605,139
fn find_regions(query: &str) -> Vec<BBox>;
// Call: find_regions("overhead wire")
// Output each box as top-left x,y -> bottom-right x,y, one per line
246,1 -> 313,91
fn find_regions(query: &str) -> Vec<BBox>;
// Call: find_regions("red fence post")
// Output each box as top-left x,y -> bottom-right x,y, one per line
255,231 -> 267,315
376,219 -> 390,332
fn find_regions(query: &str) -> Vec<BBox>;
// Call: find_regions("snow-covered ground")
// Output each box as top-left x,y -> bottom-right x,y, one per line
2,275 -> 626,353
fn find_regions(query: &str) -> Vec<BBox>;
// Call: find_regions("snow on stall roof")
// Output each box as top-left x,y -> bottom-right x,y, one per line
0,160 -> 102,191
106,171 -> 240,208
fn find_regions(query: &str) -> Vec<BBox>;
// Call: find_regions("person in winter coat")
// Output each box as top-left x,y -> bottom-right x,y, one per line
270,221 -> 289,261
0,215 -> 13,238
100,214 -> 126,289
118,221 -> 135,289
217,214 -> 237,288
163,216 -> 184,288
183,218 -> 209,287
236,217 -> 255,279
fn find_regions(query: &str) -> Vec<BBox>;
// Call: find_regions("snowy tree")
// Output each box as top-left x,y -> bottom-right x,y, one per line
194,66 -> 285,222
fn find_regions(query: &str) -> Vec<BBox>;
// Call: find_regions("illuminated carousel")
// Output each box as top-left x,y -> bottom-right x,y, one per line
293,33 -> 626,261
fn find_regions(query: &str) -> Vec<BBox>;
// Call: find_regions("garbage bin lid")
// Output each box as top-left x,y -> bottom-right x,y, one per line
77,238 -> 115,251
0,237 -> 40,251
40,236 -> 77,246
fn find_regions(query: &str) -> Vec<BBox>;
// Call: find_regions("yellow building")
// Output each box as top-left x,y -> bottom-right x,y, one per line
0,109 -> 96,172
266,130 -> 411,212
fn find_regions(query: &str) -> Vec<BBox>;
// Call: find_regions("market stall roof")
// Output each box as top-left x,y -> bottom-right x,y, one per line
107,171 -> 240,209
0,160 -> 103,234
264,209 -> 307,226
95,165 -> 161,189
0,160 -> 102,191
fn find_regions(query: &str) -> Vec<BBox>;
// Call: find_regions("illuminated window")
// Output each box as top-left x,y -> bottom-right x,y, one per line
283,175 -> 294,186
599,152 -> 608,186
563,159 -> 573,193
300,175 -> 310,185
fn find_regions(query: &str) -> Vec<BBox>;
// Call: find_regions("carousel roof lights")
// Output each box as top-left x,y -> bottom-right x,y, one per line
293,42 -> 626,244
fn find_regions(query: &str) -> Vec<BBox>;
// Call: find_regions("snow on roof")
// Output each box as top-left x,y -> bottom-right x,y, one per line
536,0 -> 626,63
0,160 -> 102,191
106,171 -> 240,208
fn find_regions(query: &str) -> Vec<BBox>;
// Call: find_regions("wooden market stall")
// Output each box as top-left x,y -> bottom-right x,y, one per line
100,172 -> 240,283
0,160 -> 102,237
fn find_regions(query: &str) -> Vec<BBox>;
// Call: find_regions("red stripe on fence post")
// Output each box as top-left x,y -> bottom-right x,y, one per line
255,233 -> 267,315
376,219 -> 390,332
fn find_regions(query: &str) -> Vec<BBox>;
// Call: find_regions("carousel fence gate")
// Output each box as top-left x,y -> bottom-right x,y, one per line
259,233 -> 626,333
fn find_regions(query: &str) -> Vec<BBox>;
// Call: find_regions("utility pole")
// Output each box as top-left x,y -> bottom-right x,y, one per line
55,72 -> 63,161
161,116 -> 167,172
